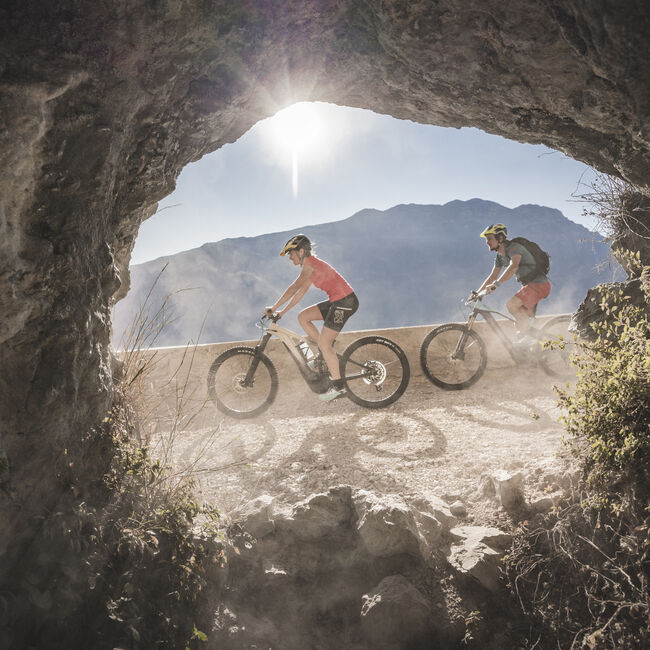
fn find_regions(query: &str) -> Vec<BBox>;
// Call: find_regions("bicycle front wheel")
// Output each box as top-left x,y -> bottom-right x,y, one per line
340,336 -> 410,408
420,323 -> 487,390
538,315 -> 576,379
207,346 -> 278,418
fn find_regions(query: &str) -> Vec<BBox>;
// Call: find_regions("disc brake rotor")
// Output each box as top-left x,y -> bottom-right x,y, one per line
233,372 -> 250,392
362,360 -> 387,385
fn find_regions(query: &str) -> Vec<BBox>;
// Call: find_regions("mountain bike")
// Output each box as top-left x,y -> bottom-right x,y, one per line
419,290 -> 576,390
207,314 -> 410,418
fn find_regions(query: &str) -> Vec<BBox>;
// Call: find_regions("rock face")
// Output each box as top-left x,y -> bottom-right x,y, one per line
217,479 -> 579,648
573,191 -> 650,337
1,0 -> 650,627
219,486 -> 476,648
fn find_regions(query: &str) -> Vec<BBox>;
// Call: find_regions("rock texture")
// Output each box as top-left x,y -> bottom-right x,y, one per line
573,190 -> 650,336
218,486 -> 474,648
215,480 -> 569,648
1,0 -> 650,634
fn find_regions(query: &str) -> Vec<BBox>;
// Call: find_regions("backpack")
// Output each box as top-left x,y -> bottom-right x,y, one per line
509,237 -> 550,284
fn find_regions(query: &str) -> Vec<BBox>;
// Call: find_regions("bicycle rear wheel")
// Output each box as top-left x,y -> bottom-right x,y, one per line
340,336 -> 410,408
420,323 -> 487,390
207,346 -> 278,418
538,315 -> 576,379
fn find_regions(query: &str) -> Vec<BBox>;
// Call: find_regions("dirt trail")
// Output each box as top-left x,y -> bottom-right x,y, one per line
165,365 -> 571,525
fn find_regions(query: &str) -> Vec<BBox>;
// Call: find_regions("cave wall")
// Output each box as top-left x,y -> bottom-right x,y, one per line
1,0 -> 649,584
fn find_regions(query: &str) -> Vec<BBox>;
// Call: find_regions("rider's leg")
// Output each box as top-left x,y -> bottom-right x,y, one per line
318,326 -> 341,380
509,283 -> 551,336
506,295 -> 532,335
298,304 -> 323,343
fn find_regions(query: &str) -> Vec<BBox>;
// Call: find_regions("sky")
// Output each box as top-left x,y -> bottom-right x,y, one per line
131,102 -> 598,265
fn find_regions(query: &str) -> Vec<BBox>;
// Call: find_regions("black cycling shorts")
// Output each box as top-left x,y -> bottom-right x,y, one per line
317,292 -> 359,332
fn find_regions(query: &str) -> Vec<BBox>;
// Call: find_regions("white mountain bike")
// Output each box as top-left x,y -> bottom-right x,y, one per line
207,314 -> 410,418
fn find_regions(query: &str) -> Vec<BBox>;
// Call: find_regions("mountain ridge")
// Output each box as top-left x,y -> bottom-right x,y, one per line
113,200 -> 612,346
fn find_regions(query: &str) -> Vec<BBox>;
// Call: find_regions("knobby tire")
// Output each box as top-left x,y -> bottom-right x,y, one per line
420,323 -> 487,390
207,346 -> 278,418
340,335 -> 410,408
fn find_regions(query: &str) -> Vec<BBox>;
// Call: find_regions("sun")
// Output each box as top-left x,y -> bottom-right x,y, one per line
264,102 -> 328,197
269,102 -> 325,157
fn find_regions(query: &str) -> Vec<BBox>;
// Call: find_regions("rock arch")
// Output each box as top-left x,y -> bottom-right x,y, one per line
1,0 -> 649,592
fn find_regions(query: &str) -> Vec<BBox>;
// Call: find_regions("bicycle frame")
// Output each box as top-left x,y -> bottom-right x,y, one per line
246,317 -> 369,394
463,294 -> 536,362
265,320 -> 325,385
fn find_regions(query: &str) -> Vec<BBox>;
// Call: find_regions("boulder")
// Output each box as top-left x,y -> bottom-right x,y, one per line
274,485 -> 353,540
360,575 -> 434,649
529,491 -> 562,514
491,470 -> 525,510
448,526 -> 513,592
352,491 -> 449,563
231,494 -> 277,539
449,500 -> 467,517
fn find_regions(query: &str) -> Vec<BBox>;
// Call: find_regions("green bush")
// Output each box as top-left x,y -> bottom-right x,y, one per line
558,259 -> 650,506
505,260 -> 649,648
6,385 -> 228,650
75,389 -> 226,649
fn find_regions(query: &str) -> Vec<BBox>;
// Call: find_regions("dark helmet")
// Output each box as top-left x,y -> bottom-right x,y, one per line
280,233 -> 311,256
480,223 -> 508,239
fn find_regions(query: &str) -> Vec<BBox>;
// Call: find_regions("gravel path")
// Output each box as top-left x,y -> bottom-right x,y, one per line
161,365 -> 572,525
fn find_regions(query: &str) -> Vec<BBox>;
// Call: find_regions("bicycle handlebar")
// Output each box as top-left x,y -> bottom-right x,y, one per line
466,289 -> 490,305
260,313 -> 281,325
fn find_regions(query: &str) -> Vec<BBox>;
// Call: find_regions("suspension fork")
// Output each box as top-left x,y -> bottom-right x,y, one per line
243,333 -> 272,385
453,312 -> 479,359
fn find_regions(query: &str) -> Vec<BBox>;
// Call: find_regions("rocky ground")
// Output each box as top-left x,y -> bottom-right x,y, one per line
151,363 -> 576,648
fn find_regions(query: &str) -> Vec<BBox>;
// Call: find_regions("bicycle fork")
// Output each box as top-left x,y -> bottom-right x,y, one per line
243,333 -> 272,386
453,313 -> 478,360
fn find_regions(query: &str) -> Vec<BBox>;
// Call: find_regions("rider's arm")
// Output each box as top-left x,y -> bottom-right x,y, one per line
477,266 -> 502,292
278,281 -> 311,316
268,265 -> 313,315
481,254 -> 521,292
495,254 -> 521,285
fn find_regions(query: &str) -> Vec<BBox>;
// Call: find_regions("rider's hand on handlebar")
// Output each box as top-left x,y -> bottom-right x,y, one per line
485,283 -> 497,294
467,290 -> 479,302
264,306 -> 280,319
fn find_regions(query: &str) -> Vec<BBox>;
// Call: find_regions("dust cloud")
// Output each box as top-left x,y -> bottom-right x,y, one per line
162,364 -> 573,526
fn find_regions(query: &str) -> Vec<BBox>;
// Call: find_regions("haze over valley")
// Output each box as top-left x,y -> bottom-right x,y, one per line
112,199 -> 614,347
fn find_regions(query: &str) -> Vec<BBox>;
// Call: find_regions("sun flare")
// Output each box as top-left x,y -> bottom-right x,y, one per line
269,102 -> 324,156
265,102 -> 328,197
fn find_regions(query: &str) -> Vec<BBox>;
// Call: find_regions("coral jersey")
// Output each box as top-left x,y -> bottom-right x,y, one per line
303,256 -> 354,302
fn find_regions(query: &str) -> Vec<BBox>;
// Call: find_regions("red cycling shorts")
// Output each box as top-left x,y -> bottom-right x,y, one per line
515,281 -> 551,312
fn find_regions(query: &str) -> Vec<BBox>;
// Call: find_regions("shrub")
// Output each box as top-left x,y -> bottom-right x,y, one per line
558,259 -> 650,506
72,388 -> 226,649
505,259 -> 649,648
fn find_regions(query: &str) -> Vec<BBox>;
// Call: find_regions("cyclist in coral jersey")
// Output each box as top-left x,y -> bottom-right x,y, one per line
265,234 -> 359,401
